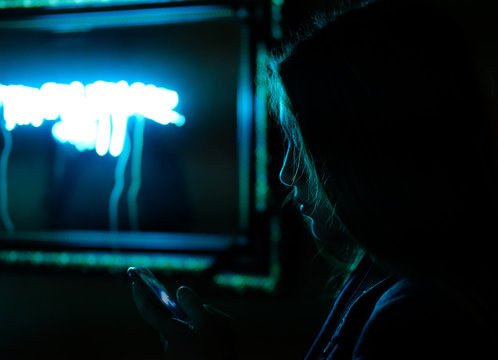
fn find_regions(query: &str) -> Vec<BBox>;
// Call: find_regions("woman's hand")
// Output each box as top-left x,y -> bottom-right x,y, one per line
131,283 -> 235,359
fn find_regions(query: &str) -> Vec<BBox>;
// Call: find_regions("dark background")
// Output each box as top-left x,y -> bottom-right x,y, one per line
1,1 -> 497,359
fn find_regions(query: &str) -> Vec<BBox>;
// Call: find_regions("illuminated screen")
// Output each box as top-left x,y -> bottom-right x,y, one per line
0,10 -> 247,247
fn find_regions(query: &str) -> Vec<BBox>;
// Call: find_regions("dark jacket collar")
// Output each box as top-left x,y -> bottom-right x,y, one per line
305,255 -> 394,360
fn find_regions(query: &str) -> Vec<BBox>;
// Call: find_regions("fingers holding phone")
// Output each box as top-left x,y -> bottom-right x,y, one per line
130,281 -> 191,332
128,267 -> 235,360
131,281 -> 202,359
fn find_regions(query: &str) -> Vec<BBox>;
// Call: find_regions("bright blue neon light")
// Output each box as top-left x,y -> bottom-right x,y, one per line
0,81 -> 185,157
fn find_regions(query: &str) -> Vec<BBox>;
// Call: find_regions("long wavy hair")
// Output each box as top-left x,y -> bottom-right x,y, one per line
268,0 -> 498,330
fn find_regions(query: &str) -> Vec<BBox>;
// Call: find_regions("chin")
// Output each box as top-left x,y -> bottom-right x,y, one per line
310,219 -> 322,240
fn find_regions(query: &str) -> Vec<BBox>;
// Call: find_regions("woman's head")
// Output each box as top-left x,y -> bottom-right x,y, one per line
277,95 -> 365,272
269,0 -> 498,284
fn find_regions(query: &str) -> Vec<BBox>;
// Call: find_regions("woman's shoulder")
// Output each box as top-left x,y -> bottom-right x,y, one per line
352,278 -> 491,359
373,278 -> 428,309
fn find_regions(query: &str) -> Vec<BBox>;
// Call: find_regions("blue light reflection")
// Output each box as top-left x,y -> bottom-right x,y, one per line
0,81 -> 185,157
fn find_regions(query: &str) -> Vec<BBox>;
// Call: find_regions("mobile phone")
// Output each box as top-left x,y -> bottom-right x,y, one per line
127,266 -> 190,323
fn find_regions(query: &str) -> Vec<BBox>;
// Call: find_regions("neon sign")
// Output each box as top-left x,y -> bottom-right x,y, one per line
0,80 -> 185,232
0,81 -> 185,156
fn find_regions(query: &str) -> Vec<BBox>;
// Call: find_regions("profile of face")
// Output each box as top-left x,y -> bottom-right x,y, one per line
279,143 -> 332,241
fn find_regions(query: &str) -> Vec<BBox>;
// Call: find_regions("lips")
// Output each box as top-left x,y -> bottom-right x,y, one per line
299,203 -> 314,217
294,192 -> 314,217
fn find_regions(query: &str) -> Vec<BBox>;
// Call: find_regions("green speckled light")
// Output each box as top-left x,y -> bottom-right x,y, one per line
214,217 -> 282,293
0,0 -> 162,8
254,44 -> 270,212
213,273 -> 277,293
0,250 -> 214,273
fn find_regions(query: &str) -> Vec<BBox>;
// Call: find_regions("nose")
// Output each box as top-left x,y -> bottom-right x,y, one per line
279,144 -> 294,186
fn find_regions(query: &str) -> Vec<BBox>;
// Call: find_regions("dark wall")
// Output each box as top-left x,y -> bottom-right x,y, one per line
0,264 -> 331,359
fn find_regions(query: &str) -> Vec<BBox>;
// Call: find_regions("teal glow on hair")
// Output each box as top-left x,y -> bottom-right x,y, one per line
0,81 -> 185,157
267,42 -> 364,274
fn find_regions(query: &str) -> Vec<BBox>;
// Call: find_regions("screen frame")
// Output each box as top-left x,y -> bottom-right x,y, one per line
0,2 -> 271,270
